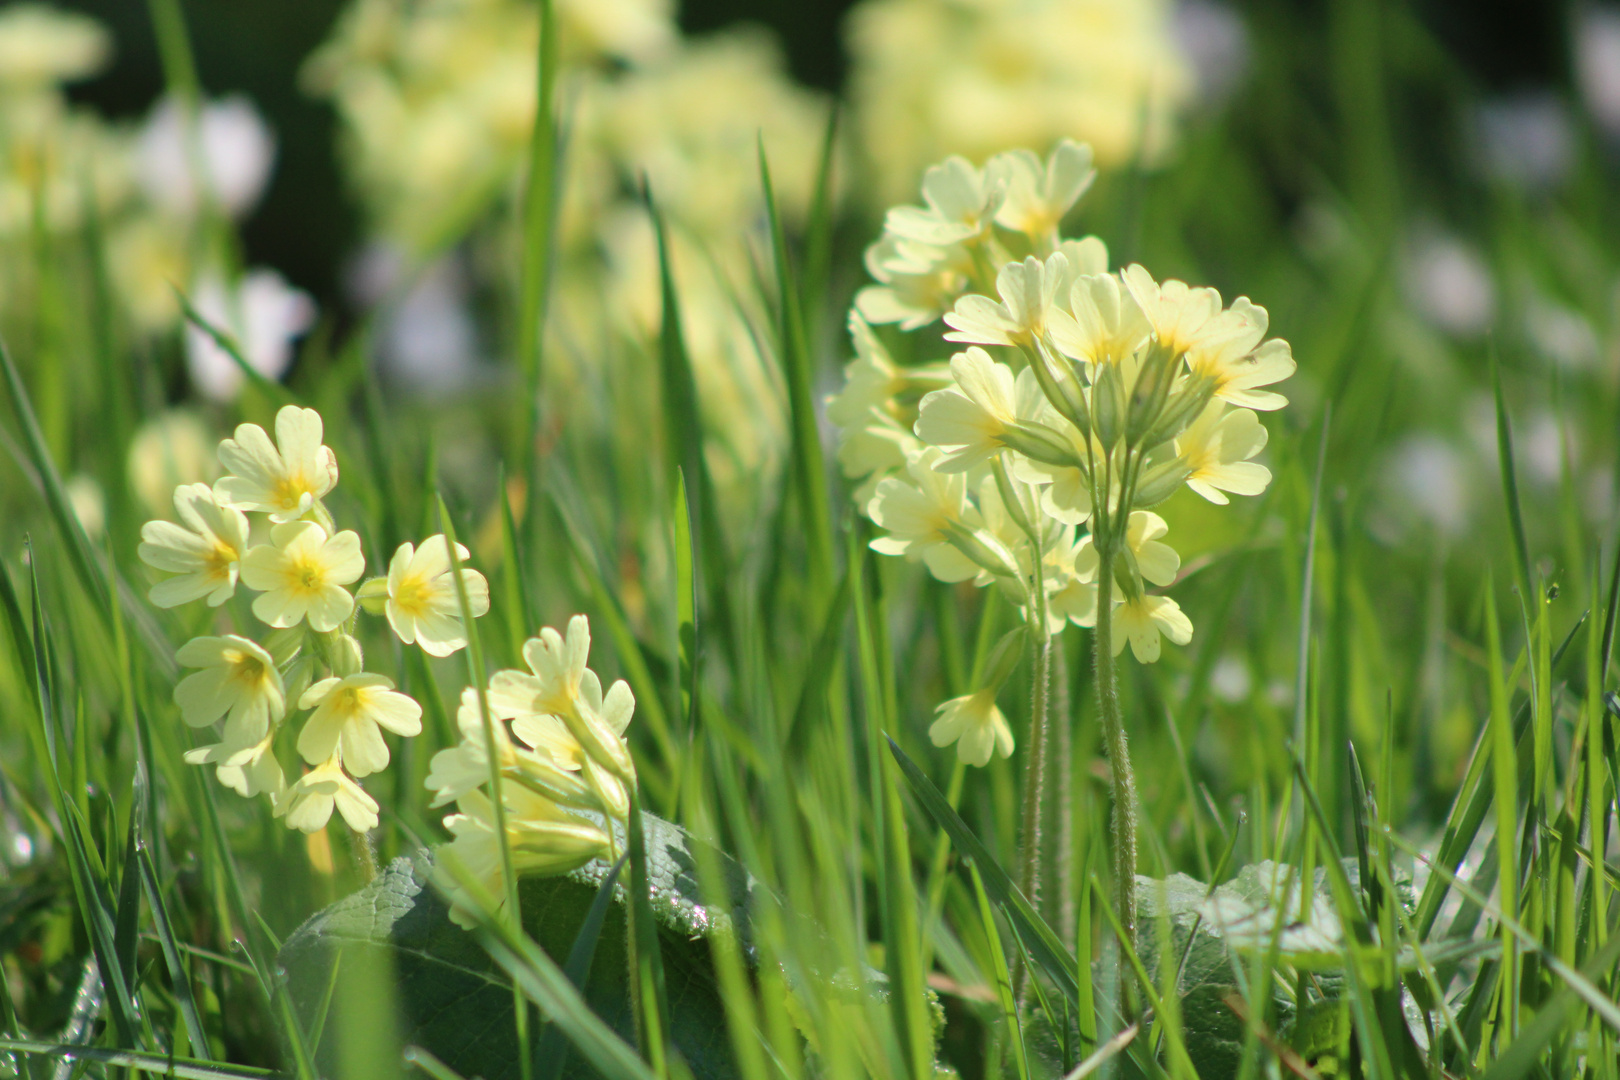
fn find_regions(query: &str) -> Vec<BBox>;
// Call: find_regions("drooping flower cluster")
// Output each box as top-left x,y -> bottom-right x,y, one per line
830,141 -> 1294,764
139,405 -> 491,833
426,615 -> 632,928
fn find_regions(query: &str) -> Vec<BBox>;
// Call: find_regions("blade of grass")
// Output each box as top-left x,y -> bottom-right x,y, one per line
881,750 -> 934,1080
438,495 -> 531,1080
1485,576 -> 1519,1039
533,857 -> 623,1080
886,736 -> 1079,1002
1490,342 -> 1533,604
758,142 -> 833,597
0,1040 -> 272,1080
970,862 -> 1030,1080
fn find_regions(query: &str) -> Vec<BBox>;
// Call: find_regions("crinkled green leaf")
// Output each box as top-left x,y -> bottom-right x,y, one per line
277,814 -> 756,1080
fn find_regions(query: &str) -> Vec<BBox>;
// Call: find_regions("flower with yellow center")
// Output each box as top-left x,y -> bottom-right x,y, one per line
382,535 -> 490,657
914,347 -> 1019,471
1182,303 -> 1296,412
1174,402 -> 1272,505
277,755 -> 379,834
945,251 -> 1078,349
184,730 -> 285,799
884,155 -> 1004,248
297,673 -> 423,777
1050,272 -> 1151,371
138,483 -> 250,608
1121,264 -> 1252,359
214,405 -> 339,522
425,688 -> 601,812
240,521 -> 365,631
173,635 -> 285,748
438,787 -> 614,930
867,447 -> 1002,583
487,616 -> 637,784
929,687 -> 1015,766
1112,594 -> 1193,663
991,140 -> 1096,246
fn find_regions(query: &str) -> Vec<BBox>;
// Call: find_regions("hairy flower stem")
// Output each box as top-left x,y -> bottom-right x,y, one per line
1092,529 -> 1138,973
1020,631 -> 1051,912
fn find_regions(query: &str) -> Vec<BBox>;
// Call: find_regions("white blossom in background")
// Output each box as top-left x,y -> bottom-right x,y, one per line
376,256 -> 484,392
1523,292 -> 1599,371
1381,434 -> 1474,541
1575,6 -> 1620,140
1173,0 -> 1249,108
1473,92 -> 1574,191
1209,654 -> 1251,704
137,95 -> 277,220
184,270 -> 316,403
1403,226 -> 1495,337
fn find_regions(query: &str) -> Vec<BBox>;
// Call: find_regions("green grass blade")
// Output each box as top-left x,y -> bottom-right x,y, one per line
1489,343 -> 1533,603
535,857 -> 625,1080
758,141 -> 833,597
880,750 -> 934,1080
137,843 -> 209,1059
970,862 -> 1030,1080
0,1039 -> 272,1080
174,289 -> 301,408
886,736 -> 1080,1002
625,787 -> 672,1074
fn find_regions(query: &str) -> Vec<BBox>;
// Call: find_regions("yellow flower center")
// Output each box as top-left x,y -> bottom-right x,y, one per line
225,650 -> 267,688
272,469 -> 313,511
287,554 -> 327,596
392,573 -> 440,618
203,539 -> 238,583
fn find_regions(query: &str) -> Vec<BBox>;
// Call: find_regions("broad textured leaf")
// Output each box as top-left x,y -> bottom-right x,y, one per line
277,814 -> 755,1080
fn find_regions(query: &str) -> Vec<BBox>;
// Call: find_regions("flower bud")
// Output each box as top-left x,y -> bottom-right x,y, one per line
262,625 -> 306,666
1125,340 -> 1181,447
1142,374 -> 1217,451
1130,460 -> 1193,509
322,631 -> 364,677
356,577 -> 389,616
942,520 -> 1020,578
1024,342 -> 1090,434
1092,361 -> 1126,451
1000,420 -> 1082,469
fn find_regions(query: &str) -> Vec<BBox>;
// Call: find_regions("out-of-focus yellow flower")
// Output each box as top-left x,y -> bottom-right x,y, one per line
929,687 -> 1015,766
278,755 -> 380,833
438,787 -> 613,929
0,4 -> 110,90
128,411 -> 217,518
847,0 -> 1191,203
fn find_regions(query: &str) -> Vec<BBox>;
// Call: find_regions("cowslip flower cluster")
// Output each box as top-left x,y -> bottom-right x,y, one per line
831,142 -> 1294,764
426,615 -> 634,929
846,0 -> 1191,205
138,405 -> 491,833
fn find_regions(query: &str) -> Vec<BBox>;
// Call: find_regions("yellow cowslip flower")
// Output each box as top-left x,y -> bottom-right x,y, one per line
214,405 -> 340,523
380,535 -> 490,657
945,250 -> 1084,348
1120,264 -> 1249,359
296,673 -> 423,778
1111,594 -> 1193,663
426,688 -> 603,813
929,687 -> 1015,767
868,448 -> 1005,584
1184,312 -> 1296,412
438,787 -> 614,930
173,635 -> 286,749
184,730 -> 285,800
138,483 -> 249,608
1051,271 -> 1151,371
856,234 -> 972,330
240,521 -> 365,632
1119,510 -> 1180,586
486,616 -> 638,784
914,347 -> 1019,471
278,755 -> 379,834
884,155 -> 1005,248
1174,401 -> 1272,505
992,140 -> 1096,246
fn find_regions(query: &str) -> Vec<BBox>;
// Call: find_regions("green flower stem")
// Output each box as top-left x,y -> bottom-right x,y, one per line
1018,543 -> 1052,938
1091,525 -> 1139,979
